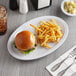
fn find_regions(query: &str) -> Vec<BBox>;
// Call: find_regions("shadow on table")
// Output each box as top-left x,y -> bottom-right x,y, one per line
55,6 -> 72,21
28,0 -> 35,12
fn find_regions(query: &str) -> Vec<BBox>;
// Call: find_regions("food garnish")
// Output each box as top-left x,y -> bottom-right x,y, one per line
64,0 -> 76,14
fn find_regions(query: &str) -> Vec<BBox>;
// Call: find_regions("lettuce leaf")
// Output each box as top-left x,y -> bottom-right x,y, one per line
14,42 -> 17,48
23,48 -> 35,54
35,44 -> 37,46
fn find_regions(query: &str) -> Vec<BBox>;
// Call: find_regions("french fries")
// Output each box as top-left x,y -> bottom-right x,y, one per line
30,19 -> 63,49
30,24 -> 42,32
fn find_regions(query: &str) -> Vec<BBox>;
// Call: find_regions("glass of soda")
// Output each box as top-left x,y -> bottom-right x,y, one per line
0,6 -> 7,35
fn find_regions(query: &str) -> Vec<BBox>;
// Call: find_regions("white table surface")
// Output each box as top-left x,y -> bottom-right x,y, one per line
0,0 -> 76,76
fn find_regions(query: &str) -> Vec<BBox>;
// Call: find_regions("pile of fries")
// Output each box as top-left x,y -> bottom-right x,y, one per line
30,19 -> 63,49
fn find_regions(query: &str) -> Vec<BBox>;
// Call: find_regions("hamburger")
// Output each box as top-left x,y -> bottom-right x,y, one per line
14,31 -> 37,54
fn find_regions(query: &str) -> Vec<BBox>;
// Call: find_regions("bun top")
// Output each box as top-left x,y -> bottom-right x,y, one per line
15,31 -> 35,51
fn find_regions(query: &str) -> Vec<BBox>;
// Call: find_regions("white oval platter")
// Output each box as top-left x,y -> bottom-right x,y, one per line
7,16 -> 69,60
